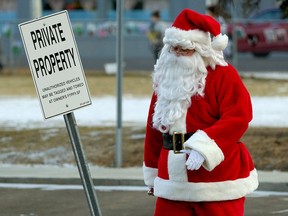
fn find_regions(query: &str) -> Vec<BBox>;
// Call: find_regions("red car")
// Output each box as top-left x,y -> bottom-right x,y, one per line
227,8 -> 288,57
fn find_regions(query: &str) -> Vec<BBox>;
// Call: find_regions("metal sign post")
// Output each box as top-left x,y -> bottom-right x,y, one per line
19,11 -> 102,216
115,0 -> 124,168
64,112 -> 102,216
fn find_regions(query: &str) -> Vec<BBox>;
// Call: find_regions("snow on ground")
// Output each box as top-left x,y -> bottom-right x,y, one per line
0,96 -> 288,129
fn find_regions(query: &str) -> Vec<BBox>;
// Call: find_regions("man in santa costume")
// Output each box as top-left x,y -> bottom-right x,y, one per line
143,8 -> 259,216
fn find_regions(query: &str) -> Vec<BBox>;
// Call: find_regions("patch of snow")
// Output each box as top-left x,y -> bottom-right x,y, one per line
0,96 -> 287,129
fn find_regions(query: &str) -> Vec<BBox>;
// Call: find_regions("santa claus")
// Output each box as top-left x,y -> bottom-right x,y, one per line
143,8 -> 258,216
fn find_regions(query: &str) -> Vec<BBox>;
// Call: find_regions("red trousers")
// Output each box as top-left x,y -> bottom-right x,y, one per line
154,197 -> 245,216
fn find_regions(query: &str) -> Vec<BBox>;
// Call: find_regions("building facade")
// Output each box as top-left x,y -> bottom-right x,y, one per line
0,0 -> 281,71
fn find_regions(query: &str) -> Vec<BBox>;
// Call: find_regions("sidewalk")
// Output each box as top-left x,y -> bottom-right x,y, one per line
0,164 -> 287,192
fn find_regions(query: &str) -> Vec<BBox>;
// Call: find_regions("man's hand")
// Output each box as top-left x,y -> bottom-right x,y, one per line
182,149 -> 205,170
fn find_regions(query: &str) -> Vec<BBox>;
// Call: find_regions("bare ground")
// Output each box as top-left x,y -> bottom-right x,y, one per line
0,126 -> 287,171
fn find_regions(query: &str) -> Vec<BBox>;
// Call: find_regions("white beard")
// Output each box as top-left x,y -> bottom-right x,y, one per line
152,45 -> 208,133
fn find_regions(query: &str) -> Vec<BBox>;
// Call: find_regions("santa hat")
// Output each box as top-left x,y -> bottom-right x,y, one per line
163,8 -> 228,51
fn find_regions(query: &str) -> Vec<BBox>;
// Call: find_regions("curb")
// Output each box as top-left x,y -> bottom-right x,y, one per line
0,177 -> 144,186
0,165 -> 287,192
0,177 -> 287,193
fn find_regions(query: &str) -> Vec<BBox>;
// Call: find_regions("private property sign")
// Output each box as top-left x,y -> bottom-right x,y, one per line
19,10 -> 91,119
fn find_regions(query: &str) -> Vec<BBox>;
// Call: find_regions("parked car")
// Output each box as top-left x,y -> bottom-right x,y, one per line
226,8 -> 288,57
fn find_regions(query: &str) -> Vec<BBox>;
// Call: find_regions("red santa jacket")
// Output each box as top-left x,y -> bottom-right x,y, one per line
143,64 -> 258,202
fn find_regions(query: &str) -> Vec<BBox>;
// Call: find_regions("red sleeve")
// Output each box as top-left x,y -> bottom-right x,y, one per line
204,64 -> 253,154
143,93 -> 163,168
184,65 -> 253,171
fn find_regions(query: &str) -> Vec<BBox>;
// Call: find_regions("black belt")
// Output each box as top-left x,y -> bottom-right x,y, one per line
163,132 -> 194,153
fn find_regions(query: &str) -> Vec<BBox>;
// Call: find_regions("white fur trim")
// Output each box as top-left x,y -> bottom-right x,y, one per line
168,151 -> 188,182
154,169 -> 259,202
163,27 -> 210,49
212,34 -> 228,51
143,163 -> 158,186
184,130 -> 224,171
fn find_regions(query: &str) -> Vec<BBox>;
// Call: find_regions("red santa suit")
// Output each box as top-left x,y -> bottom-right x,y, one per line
143,8 -> 258,216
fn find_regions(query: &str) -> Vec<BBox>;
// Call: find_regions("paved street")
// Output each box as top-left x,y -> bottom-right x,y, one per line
1,185 -> 288,216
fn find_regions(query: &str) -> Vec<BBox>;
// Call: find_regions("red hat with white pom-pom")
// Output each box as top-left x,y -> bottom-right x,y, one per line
163,8 -> 228,51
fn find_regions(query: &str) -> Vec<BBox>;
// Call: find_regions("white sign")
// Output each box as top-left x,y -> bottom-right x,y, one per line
19,10 -> 92,119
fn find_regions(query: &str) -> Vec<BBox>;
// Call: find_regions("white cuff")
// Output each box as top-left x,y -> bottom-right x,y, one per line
143,162 -> 158,186
184,130 -> 224,171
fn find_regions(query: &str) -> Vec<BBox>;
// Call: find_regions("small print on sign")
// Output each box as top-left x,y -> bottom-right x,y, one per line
19,11 -> 92,119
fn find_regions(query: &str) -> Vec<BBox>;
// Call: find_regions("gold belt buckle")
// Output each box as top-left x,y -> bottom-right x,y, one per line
172,132 -> 184,154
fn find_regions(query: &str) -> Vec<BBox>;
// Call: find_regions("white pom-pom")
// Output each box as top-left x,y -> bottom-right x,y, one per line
212,34 -> 228,51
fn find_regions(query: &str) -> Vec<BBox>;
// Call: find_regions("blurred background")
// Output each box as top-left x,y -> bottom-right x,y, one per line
0,0 -> 287,169
0,0 -> 287,73
0,2 -> 288,215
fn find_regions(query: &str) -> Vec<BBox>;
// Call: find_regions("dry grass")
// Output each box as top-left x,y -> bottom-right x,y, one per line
0,68 -> 154,97
1,68 -> 288,97
243,78 -> 288,97
0,126 -> 287,171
